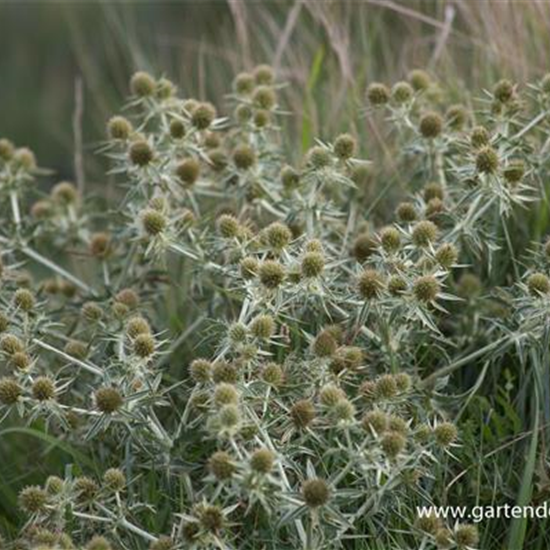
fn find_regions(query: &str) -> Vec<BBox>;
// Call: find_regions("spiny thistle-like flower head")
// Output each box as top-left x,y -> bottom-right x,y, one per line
250,448 -> 275,474
307,146 -> 331,169
149,536 -> 174,550
408,69 -> 431,91
218,404 -> 241,428
319,383 -> 345,407
412,220 -> 438,247
424,182 -> 444,202
391,81 -> 414,104
436,243 -> 458,268
358,269 -> 385,300
366,82 -> 390,106
503,158 -> 525,184
301,251 -> 325,278
434,421 -> 458,447
388,275 -> 407,296
381,431 -> 406,458
1,334 -> 25,355
262,362 -> 284,387
52,181 -> 78,204
0,138 -> 15,160
129,139 -> 154,166
74,476 -> 99,502
493,79 -> 515,103
107,115 -> 133,140
362,409 -> 389,433
302,478 -> 330,508
209,451 -> 235,480
176,158 -> 200,185
396,202 -> 418,223
470,125 -> 490,149
413,275 -> 440,302
212,361 -> 238,384
18,485 -> 48,513
141,208 -> 167,236
133,333 -> 156,357
233,72 -> 255,95
232,144 -> 256,170
253,64 -> 275,85
265,221 -> 292,251
189,359 -> 212,383
13,288 -> 35,312
259,260 -> 285,289
333,133 -> 356,160
32,376 -> 56,401
89,232 -> 112,258
374,374 -> 398,400
0,377 -> 22,405
353,233 -> 376,263
214,383 -> 239,406
476,146 -> 499,174
250,314 -> 275,339
82,301 -> 103,322
95,387 -> 123,414
445,104 -> 468,130
191,102 -> 216,130
313,329 -> 338,357
281,165 -> 300,190
380,226 -> 401,252
130,71 -> 156,97
527,272 -> 550,296
291,399 -> 315,429
252,86 -> 277,110
419,111 -> 443,139
103,468 -> 126,491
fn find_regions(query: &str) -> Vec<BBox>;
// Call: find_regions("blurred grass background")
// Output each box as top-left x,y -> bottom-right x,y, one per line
1,0 -> 550,184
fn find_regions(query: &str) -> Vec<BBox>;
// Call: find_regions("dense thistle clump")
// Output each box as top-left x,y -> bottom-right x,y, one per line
5,66 -> 550,550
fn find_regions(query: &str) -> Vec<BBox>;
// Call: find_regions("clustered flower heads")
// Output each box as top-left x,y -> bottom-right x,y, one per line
2,65 -> 550,550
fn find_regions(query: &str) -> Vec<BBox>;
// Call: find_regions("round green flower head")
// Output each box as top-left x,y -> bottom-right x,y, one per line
218,404 -> 241,428
527,272 -> 550,295
95,387 -> 123,414
18,485 -> 48,513
108,116 -> 133,140
209,450 -> 235,480
254,109 -> 271,128
250,448 -> 275,474
52,181 -> 78,204
291,399 -> 315,429
129,139 -> 153,166
233,144 -> 256,170
0,138 -> 15,161
89,232 -> 111,258
250,314 -> 275,339
126,316 -> 151,339
395,372 -> 412,392
353,233 -> 376,263
362,409 -> 389,433
301,251 -> 325,278
416,513 -> 442,535
319,384 -> 345,407
333,133 -> 356,160
169,119 -> 185,139
13,288 -> 35,312
412,220 -> 438,247
424,182 -> 444,202
133,333 -> 155,357
265,221 -> 292,251
240,256 -> 259,280
434,421 -> 458,447
176,158 -> 200,185
366,82 -> 390,106
0,334 -> 24,355
189,359 -> 212,383
470,125 -> 490,149
374,374 -> 398,400
408,69 -> 431,91
191,102 -> 216,130
149,536 -> 174,550
217,214 -> 241,238
435,243 -> 458,269
115,288 -> 140,309
307,145 -> 331,169
445,104 -> 468,130
413,275 -> 440,302
233,72 -> 255,95
396,202 -> 418,222
302,478 -> 330,508
454,524 -> 479,547
32,376 -> 56,401
280,165 -> 300,190
419,111 -> 443,139
381,431 -> 406,458
391,81 -> 414,104
332,398 -> 355,422
141,209 -> 167,236
358,269 -> 385,299
253,64 -> 275,85
475,146 -> 499,174
380,226 -> 401,252
262,362 -> 284,387
503,158 -> 525,184
214,383 -> 239,406
493,79 -> 514,103
130,71 -> 156,97
313,329 -> 338,357
103,468 -> 126,491
259,260 -> 285,289
0,377 -> 22,405
252,86 -> 277,110
212,361 -> 238,384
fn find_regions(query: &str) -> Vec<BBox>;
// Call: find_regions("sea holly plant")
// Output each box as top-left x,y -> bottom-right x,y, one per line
1,66 -> 550,550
